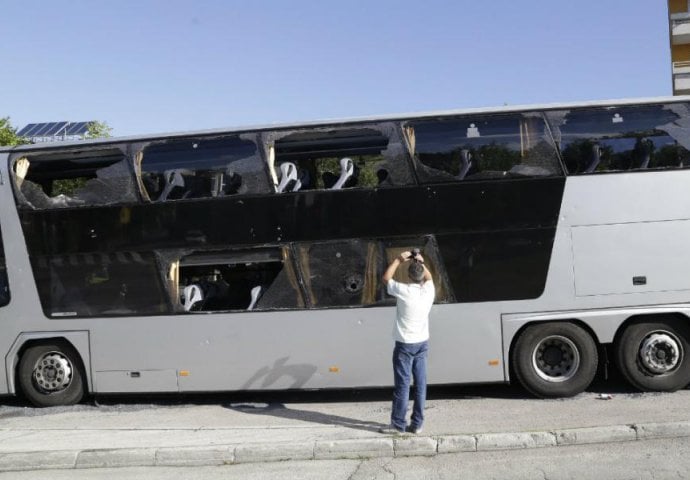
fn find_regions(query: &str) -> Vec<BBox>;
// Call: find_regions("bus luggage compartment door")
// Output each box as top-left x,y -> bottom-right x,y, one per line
571,220 -> 690,296
94,369 -> 178,393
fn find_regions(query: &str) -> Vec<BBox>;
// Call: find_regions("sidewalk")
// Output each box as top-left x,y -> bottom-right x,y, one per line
0,386 -> 689,471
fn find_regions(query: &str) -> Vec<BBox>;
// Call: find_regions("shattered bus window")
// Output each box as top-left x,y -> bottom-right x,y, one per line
405,113 -> 562,183
297,240 -> 384,308
0,223 -> 8,307
32,252 -> 168,317
139,135 -> 269,201
268,125 -> 414,192
546,103 -> 690,174
176,248 -> 304,312
12,148 -> 137,209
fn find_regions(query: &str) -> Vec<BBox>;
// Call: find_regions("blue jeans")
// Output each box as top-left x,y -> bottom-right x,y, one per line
391,340 -> 428,431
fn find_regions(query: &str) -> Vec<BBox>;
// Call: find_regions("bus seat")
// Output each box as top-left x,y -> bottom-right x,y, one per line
183,284 -> 204,311
585,144 -> 602,173
458,149 -> 472,179
277,162 -> 298,193
248,285 -> 263,310
159,170 -> 186,201
332,157 -> 354,189
292,169 -> 310,192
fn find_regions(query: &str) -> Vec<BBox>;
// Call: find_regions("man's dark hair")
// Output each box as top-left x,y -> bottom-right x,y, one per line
408,262 -> 425,283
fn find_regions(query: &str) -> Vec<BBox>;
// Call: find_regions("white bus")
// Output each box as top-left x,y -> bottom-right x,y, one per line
2,96 -> 690,406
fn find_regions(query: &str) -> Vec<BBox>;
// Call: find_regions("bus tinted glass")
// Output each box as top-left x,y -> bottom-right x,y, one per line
406,113 -> 562,183
0,223 -> 8,307
33,251 -> 168,317
140,135 -> 269,201
547,103 -> 690,174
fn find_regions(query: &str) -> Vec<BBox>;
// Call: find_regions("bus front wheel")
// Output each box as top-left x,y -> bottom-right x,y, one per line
615,317 -> 690,392
511,322 -> 598,398
18,342 -> 85,407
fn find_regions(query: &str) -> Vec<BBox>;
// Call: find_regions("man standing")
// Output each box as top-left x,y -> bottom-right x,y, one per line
380,249 -> 434,435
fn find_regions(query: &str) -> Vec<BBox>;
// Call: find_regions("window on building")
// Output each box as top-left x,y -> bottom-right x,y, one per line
139,135 -> 270,201
405,113 -> 562,183
12,148 -> 136,209
546,103 -> 690,174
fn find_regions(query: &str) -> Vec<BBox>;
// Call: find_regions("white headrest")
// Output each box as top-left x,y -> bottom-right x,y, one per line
332,157 -> 354,189
277,162 -> 298,193
183,284 -> 203,311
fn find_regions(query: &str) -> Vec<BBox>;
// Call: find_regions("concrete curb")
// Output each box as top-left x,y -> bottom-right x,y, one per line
1,421 -> 690,472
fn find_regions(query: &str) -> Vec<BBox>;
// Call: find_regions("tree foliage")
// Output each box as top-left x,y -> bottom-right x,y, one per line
85,121 -> 113,139
0,117 -> 28,146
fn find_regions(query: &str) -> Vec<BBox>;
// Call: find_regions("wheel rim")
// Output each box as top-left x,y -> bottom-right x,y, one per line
638,331 -> 683,375
532,335 -> 580,382
32,351 -> 73,393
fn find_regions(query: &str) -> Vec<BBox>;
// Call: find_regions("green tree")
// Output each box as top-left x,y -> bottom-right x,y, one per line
0,117 -> 28,146
85,120 -> 113,139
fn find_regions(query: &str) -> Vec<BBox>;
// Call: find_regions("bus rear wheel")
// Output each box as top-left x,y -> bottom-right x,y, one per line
511,322 -> 598,398
615,317 -> 690,392
18,342 -> 85,407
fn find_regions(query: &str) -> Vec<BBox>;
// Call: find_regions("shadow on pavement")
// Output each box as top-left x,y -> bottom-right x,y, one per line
222,402 -> 388,433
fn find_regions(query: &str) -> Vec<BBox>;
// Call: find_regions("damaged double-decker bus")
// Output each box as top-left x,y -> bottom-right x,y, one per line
2,96 -> 690,406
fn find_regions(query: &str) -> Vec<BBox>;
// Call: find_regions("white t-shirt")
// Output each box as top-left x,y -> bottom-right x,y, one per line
387,279 -> 435,344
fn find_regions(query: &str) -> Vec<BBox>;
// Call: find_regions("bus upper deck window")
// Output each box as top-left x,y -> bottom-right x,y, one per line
12,149 -> 136,209
406,114 -> 562,183
139,135 -> 270,202
271,126 -> 414,192
547,103 -> 690,174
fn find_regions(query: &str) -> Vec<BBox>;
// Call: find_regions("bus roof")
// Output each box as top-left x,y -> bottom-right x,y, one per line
4,95 -> 690,154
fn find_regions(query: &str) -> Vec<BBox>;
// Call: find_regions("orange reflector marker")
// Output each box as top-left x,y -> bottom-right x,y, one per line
179,370 -> 190,377
329,366 -> 340,373
488,360 -> 500,366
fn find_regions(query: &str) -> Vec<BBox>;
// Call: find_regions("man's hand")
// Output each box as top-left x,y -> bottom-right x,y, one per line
399,251 -> 413,262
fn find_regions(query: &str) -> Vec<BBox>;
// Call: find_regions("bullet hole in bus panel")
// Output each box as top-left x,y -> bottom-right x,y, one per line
546,103 -> 690,174
177,248 -> 304,312
12,148 -> 136,209
139,135 -> 270,201
405,113 -> 563,184
267,124 -> 414,192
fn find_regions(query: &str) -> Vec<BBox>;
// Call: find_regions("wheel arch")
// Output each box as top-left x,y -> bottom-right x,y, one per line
612,312 -> 690,347
5,331 -> 92,395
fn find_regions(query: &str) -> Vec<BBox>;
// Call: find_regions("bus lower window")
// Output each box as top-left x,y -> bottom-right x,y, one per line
139,135 -> 269,201
178,249 -> 303,312
13,149 -> 136,209
297,240 -> 384,308
32,252 -> 168,317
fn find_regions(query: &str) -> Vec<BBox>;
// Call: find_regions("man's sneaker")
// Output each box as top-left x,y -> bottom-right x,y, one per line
407,425 -> 423,434
378,425 -> 405,435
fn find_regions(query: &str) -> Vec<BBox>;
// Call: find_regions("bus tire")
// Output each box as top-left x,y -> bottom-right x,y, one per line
511,322 -> 598,398
18,342 -> 85,407
615,317 -> 690,392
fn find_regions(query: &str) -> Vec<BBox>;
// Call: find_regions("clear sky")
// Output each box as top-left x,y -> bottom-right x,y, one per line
0,1 -> 672,137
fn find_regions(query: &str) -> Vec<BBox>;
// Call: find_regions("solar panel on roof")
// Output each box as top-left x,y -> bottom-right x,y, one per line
17,121 -> 96,139
65,121 -> 90,135
16,123 -> 39,136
